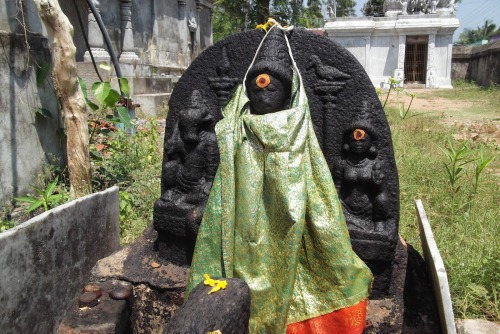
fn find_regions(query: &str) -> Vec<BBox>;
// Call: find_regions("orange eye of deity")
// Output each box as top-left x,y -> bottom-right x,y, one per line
353,129 -> 366,141
256,73 -> 271,88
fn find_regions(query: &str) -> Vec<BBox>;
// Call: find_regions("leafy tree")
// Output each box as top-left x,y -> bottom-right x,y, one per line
362,0 -> 384,17
212,0 -> 326,42
336,0 -> 357,17
458,20 -> 498,44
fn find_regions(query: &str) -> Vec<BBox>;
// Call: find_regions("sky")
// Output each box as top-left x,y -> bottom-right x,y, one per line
353,0 -> 500,42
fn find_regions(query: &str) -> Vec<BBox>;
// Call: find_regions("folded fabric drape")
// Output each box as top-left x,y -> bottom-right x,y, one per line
187,23 -> 372,334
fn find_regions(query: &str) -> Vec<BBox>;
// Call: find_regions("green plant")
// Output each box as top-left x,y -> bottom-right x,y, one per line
14,176 -> 68,213
1,206 -> 14,232
383,77 -> 402,108
440,138 -> 476,199
119,191 -> 134,222
398,91 -> 417,120
471,145 -> 496,196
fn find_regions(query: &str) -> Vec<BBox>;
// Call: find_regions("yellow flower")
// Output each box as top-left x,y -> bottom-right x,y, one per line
209,279 -> 227,294
256,17 -> 277,31
256,24 -> 267,31
203,273 -> 216,286
203,274 -> 228,294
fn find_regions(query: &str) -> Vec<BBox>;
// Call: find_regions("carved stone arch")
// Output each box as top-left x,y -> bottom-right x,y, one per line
154,28 -> 399,297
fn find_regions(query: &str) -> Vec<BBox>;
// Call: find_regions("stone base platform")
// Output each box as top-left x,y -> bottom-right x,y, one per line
58,229 -> 441,333
91,226 -> 187,334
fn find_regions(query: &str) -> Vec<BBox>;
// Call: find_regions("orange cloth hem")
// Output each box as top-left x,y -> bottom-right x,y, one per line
286,300 -> 367,334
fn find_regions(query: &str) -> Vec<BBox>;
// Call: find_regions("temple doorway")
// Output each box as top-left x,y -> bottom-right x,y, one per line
404,35 -> 428,84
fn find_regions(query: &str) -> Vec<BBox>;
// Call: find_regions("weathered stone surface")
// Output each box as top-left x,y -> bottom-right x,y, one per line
163,278 -> 251,334
131,283 -> 184,334
91,226 -> 188,289
0,31 -> 62,205
365,237 -> 440,334
153,29 -> 400,297
91,226 -> 187,334
57,280 -> 132,334
0,187 -> 120,334
456,319 -> 500,334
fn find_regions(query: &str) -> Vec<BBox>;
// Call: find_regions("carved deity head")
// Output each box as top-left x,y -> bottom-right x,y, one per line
343,104 -> 378,158
245,28 -> 293,115
178,90 -> 213,144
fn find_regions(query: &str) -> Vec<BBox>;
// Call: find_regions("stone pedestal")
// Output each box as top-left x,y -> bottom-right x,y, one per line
119,0 -> 140,64
90,226 -> 187,334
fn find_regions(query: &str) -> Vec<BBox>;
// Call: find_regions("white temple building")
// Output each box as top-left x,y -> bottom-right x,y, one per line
324,0 -> 459,88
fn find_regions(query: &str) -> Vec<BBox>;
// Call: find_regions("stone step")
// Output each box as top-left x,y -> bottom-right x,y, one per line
132,76 -> 179,95
152,64 -> 186,77
133,93 -> 171,117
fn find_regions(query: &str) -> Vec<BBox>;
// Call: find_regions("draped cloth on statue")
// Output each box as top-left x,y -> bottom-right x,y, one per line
186,24 -> 372,334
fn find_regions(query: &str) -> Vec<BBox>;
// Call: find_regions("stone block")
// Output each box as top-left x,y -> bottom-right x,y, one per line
416,199 -> 456,334
163,278 -> 251,334
0,187 -> 120,333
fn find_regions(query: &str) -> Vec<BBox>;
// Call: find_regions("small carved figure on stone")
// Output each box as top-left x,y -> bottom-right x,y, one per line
427,68 -> 435,88
336,106 -> 390,234
399,0 -> 408,15
154,90 -> 218,251
448,0 -> 456,13
307,55 -> 350,81
430,0 -> 437,13
187,11 -> 198,32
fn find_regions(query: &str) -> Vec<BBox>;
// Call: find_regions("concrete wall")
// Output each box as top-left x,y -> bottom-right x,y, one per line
60,0 -> 214,68
0,187 -> 120,334
0,1 -> 64,205
452,41 -> 500,87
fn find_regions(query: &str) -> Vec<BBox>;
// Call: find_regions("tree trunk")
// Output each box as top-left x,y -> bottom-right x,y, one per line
34,0 -> 92,198
256,0 -> 270,25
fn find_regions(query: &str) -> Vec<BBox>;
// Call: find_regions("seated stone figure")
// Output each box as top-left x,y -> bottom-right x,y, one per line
185,22 -> 372,334
153,90 -> 218,264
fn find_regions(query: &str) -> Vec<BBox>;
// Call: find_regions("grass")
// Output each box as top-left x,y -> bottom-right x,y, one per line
386,82 -> 499,321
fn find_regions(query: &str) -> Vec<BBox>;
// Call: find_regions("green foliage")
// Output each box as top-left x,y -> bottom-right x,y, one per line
35,107 -> 52,119
0,206 -> 15,232
440,138 -> 476,198
212,0 -> 326,42
458,19 -> 498,44
382,77 -> 419,120
362,0 -> 384,17
14,176 -> 68,214
335,0 -> 357,17
36,63 -> 50,87
91,119 -> 162,243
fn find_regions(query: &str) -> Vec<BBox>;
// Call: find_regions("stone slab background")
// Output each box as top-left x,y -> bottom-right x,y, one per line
0,187 -> 120,334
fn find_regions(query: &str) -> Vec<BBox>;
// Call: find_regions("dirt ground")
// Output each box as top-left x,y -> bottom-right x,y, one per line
383,89 -> 500,146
